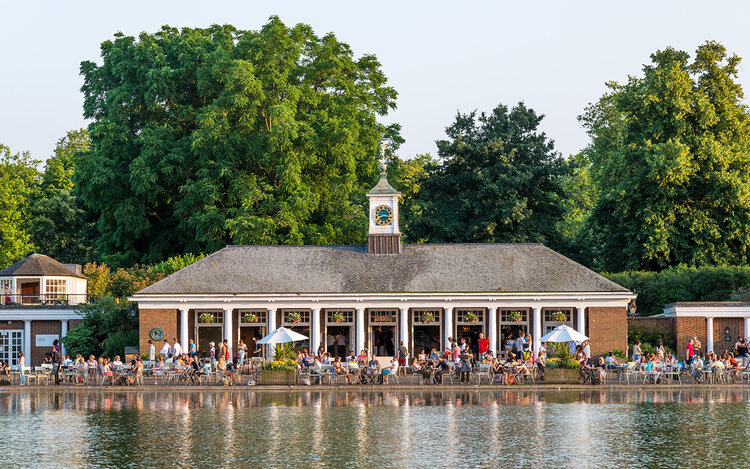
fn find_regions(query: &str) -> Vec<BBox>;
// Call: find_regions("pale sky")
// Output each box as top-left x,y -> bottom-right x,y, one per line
2,1 -> 749,164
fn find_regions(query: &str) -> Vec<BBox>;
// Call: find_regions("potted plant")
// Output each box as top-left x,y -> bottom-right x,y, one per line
509,311 -> 522,323
243,313 -> 258,323
465,312 -> 478,324
421,311 -> 435,324
261,344 -> 300,385
198,313 -> 214,324
332,312 -> 345,323
287,312 -> 301,324
553,311 -> 567,322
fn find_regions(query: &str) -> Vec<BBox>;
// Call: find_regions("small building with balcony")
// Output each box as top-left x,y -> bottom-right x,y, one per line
0,253 -> 88,366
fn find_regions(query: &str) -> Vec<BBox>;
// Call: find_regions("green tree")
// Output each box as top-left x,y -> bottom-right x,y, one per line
386,153 -> 436,243
63,296 -> 139,359
76,18 -> 399,266
28,190 -> 94,264
41,128 -> 90,194
580,41 -> 750,271
0,144 -> 40,267
555,152 -> 598,265
407,102 -> 569,245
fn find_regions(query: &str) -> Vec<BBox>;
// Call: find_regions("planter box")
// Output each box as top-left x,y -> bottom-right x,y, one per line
260,369 -> 298,385
544,368 -> 579,384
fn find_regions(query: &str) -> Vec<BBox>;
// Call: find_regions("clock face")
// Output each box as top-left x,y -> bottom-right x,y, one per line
373,204 -> 393,226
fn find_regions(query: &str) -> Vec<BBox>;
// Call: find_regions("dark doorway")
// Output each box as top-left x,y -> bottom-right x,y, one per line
456,325 -> 483,355
326,326 -> 352,358
198,326 -> 222,358
371,326 -> 396,357
413,325 -> 440,356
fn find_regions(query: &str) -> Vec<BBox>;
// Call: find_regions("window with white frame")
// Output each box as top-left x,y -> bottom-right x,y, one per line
456,308 -> 484,324
45,279 -> 66,299
0,279 -> 11,294
282,310 -> 310,325
369,309 -> 397,324
326,310 -> 354,324
544,308 -> 572,323
500,309 -> 529,323
197,311 -> 224,324
412,309 -> 441,324
239,310 -> 267,324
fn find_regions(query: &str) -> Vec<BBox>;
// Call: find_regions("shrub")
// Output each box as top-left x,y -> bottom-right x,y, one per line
548,342 -> 573,360
263,359 -> 299,371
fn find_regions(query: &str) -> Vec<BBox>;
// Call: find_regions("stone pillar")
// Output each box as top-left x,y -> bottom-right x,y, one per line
399,307 -> 409,356
224,308 -> 233,360
706,316 -> 714,353
532,307 -> 541,360
744,317 -> 750,341
267,308 -> 277,359
179,308 -> 189,352
577,306 -> 585,335
356,308 -> 365,355
311,308 -> 320,354
23,320 -> 31,363
444,307 -> 453,350
488,307 -> 497,356
61,320 -> 68,356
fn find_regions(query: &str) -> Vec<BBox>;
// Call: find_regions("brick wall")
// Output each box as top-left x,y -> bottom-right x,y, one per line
629,317 -> 675,337
675,317 -> 706,359
587,307 -> 627,356
31,320 -> 62,365
713,318 -> 743,355
0,321 -> 25,330
139,308 -> 177,355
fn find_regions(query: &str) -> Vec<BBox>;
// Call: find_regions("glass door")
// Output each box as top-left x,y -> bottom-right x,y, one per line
0,330 -> 23,366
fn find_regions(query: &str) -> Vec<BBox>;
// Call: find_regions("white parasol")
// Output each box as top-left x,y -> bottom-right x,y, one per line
257,326 -> 308,345
539,324 -> 589,343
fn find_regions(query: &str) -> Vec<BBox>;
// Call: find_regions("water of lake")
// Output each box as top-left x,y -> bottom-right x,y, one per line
1,388 -> 749,468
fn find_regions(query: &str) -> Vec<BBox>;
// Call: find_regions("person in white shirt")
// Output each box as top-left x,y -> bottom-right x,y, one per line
583,341 -> 591,361
173,339 -> 182,358
61,356 -> 73,367
112,356 -> 123,367
148,340 -> 156,361
159,339 -> 171,358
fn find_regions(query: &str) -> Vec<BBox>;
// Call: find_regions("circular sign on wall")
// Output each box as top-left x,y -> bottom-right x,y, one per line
149,327 -> 165,341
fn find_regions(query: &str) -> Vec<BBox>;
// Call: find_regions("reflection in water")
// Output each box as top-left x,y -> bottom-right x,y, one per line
2,389 -> 750,467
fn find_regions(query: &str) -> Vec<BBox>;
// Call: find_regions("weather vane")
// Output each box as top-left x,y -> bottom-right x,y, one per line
379,143 -> 391,173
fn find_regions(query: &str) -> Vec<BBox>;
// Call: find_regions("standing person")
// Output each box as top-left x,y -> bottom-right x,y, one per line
327,333 -> 335,355
633,339 -> 642,363
515,332 -> 526,358
223,339 -> 230,362
18,351 -> 25,385
160,339 -> 171,360
685,338 -> 695,365
335,332 -> 346,359
477,333 -> 489,359
217,340 -> 226,364
51,339 -> 62,385
583,340 -> 591,365
209,342 -> 217,369
147,340 -> 156,361
459,355 -> 472,384
238,340 -> 247,365
189,339 -> 197,358
173,338 -> 182,358
397,341 -> 408,375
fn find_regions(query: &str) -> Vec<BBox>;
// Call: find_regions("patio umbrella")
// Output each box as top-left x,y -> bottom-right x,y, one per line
539,324 -> 589,343
257,326 -> 308,345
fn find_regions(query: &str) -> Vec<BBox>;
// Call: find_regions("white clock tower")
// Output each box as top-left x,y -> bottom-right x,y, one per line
366,148 -> 401,254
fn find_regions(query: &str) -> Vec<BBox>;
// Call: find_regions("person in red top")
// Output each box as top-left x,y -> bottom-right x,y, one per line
477,333 -> 489,357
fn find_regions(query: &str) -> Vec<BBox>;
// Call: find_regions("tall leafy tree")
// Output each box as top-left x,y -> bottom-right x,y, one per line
386,153 -> 436,243
580,41 -> 750,271
408,102 -> 569,245
77,17 -> 398,265
41,128 -> 90,194
0,144 -> 40,267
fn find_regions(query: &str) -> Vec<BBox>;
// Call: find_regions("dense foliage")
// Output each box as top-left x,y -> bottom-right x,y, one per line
0,145 -> 39,266
604,265 -> 750,316
579,41 -> 750,271
76,17 -> 399,266
63,296 -> 138,359
407,102 -> 570,245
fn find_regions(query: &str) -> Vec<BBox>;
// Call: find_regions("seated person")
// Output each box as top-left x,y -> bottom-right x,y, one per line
382,357 -> 399,384
428,348 -> 440,364
481,353 -> 493,365
357,350 -> 368,365
112,356 -> 123,367
61,355 -> 73,367
333,358 -> 353,384
411,357 -> 422,372
604,352 -> 618,369
433,357 -> 451,384
418,351 -> 427,362
152,357 -> 165,376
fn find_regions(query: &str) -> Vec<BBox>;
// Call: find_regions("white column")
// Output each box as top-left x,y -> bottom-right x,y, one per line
179,309 -> 189,351
744,317 -> 750,341
356,308 -> 365,355
224,308 -> 233,360
61,320 -> 68,356
706,317 -> 714,354
488,307 -> 497,356
311,308 -> 320,354
444,307 -> 453,350
577,306 -> 585,335
23,320 -> 31,363
267,308 -> 276,359
532,307 -> 541,360
399,307 -> 409,356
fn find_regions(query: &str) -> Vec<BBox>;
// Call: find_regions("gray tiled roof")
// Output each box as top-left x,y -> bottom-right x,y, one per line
137,243 -> 629,295
0,253 -> 86,279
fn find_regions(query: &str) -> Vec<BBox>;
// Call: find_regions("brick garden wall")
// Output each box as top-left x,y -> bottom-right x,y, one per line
675,317 -> 706,359
139,309 -> 177,355
713,318 -> 743,355
587,307 -> 627,356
